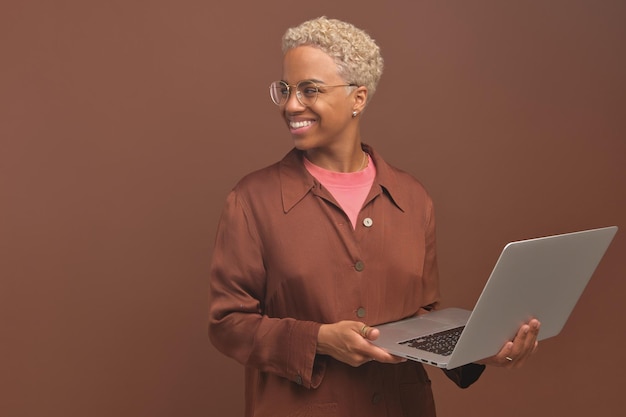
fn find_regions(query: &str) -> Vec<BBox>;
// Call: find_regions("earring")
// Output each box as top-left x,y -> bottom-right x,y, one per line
352,111 -> 358,118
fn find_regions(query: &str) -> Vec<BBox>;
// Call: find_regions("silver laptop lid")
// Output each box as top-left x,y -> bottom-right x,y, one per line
446,226 -> 618,368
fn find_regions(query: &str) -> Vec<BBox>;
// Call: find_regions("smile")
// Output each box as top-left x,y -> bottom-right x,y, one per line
289,120 -> 314,129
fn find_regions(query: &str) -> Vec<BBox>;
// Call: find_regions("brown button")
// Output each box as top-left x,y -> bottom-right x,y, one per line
354,261 -> 365,271
295,375 -> 303,385
357,307 -> 366,318
371,393 -> 382,405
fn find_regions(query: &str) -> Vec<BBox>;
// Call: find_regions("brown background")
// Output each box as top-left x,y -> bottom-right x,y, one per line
2,1 -> 625,416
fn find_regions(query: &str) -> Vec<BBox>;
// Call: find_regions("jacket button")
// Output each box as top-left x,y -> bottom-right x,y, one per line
354,261 -> 365,271
372,393 -> 382,405
357,307 -> 366,318
363,217 -> 373,227
295,375 -> 303,385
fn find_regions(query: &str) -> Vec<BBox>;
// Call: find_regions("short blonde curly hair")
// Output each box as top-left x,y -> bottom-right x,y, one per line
282,16 -> 384,102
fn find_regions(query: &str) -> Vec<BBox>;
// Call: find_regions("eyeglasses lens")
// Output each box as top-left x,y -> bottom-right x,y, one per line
296,82 -> 318,105
269,82 -> 288,105
269,81 -> 319,106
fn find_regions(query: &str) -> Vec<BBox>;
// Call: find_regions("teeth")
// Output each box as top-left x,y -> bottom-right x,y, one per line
290,120 -> 313,129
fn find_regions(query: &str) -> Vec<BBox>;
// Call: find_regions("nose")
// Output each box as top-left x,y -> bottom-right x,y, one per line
283,88 -> 305,112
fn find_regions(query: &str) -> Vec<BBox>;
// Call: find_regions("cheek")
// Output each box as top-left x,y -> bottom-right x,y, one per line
316,104 -> 350,125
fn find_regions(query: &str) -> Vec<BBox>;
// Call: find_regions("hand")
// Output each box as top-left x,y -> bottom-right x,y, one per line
478,319 -> 540,369
317,321 -> 406,367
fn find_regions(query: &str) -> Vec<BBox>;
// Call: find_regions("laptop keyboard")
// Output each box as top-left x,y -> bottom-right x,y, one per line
399,326 -> 465,356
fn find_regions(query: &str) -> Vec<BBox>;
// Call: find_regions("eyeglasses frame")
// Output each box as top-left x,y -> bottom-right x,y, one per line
269,80 -> 358,106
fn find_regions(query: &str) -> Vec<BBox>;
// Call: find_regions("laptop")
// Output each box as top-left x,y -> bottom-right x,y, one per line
371,226 -> 618,369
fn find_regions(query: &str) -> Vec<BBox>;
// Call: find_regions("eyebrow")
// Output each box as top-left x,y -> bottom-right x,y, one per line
281,78 -> 326,85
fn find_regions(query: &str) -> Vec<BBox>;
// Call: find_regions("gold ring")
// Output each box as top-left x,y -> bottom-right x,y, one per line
505,356 -> 514,362
360,325 -> 369,338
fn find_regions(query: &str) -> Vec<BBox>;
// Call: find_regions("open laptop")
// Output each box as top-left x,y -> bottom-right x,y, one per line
371,226 -> 618,369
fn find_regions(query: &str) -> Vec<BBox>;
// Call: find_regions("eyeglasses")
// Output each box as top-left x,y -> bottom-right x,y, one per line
269,80 -> 357,106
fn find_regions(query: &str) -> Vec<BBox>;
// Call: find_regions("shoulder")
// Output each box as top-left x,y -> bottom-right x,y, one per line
235,161 -> 281,191
386,163 -> 430,192
369,147 -> 433,209
229,148 -> 310,207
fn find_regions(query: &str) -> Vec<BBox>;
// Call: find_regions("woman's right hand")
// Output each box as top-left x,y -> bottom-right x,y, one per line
316,320 -> 407,367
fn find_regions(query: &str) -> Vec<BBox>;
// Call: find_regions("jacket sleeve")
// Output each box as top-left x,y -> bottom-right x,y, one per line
442,363 -> 486,388
422,193 -> 441,312
208,190 -> 325,389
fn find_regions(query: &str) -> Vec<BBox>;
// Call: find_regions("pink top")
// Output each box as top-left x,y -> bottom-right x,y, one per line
303,153 -> 376,229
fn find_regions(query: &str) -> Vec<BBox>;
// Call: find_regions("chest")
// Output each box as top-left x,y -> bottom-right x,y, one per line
253,191 -> 429,323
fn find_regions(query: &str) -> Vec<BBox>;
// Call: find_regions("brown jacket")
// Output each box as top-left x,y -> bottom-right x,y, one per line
209,145 -> 482,417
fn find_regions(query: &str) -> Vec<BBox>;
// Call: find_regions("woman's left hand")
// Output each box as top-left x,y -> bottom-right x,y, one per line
477,318 -> 540,369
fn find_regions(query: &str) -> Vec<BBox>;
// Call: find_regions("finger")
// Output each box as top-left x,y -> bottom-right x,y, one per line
519,321 -> 540,353
500,341 -> 516,367
359,324 -> 371,338
356,327 -> 406,364
366,347 -> 406,364
508,327 -> 531,365
509,322 -> 540,367
360,336 -> 406,363
365,327 -> 379,340
359,325 -> 383,342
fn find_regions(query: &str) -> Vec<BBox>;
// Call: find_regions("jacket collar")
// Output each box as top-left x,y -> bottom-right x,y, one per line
278,144 -> 406,213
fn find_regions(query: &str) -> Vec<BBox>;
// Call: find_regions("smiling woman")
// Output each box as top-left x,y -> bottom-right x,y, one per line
207,16 -> 538,417
275,44 -> 368,170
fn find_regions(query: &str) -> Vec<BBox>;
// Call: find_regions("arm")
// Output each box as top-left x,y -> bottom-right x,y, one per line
208,190 -> 323,388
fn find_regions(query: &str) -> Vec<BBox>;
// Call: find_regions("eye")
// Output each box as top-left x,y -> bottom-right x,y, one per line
299,83 -> 318,98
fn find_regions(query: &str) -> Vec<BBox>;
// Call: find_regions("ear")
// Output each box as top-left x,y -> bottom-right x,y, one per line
352,86 -> 368,114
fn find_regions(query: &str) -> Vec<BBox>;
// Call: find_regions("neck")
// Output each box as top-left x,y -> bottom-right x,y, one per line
304,144 -> 366,173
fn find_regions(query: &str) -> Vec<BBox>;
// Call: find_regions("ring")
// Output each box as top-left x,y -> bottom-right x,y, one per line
360,325 -> 369,338
505,356 -> 514,362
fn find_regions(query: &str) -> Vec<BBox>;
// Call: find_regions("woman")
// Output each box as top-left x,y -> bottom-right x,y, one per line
209,16 -> 539,417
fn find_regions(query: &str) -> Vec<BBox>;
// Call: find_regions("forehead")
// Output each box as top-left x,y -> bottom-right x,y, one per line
282,45 -> 342,84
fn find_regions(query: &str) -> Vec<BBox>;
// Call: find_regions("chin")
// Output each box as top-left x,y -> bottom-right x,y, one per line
290,135 -> 315,151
